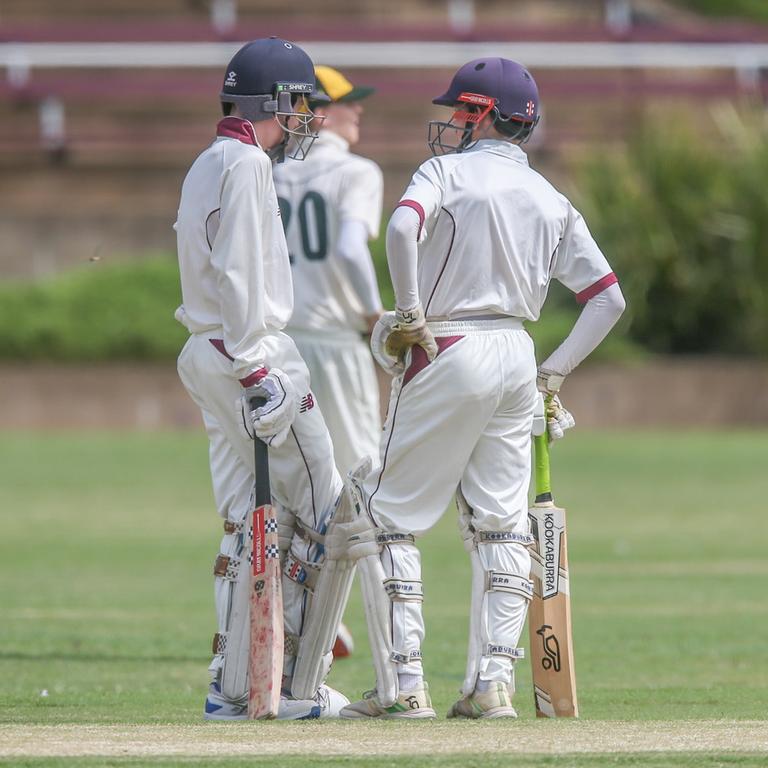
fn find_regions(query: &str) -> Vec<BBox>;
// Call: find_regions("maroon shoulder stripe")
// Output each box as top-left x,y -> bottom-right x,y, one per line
575,272 -> 618,304
395,199 -> 425,239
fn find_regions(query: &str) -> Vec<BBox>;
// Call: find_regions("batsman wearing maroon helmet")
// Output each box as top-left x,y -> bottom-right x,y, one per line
340,58 -> 625,719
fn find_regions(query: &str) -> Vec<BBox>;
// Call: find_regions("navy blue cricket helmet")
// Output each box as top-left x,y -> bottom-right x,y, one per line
220,37 -> 327,122
220,37 -> 329,162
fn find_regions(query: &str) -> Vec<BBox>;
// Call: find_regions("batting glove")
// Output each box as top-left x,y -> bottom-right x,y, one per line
536,368 -> 575,442
370,312 -> 404,376
239,368 -> 298,448
385,304 -> 438,363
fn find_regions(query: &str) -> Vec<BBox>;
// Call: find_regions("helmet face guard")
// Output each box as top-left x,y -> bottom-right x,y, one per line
428,91 -> 539,156
428,91 -> 495,156
271,84 -> 325,162
223,82 -> 325,162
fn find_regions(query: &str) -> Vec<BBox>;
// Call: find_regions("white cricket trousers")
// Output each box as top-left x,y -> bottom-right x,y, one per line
289,327 -> 381,477
363,318 -> 538,685
177,330 -> 342,684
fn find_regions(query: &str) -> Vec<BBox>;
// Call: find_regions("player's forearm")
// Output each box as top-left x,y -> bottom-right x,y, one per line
337,219 -> 383,316
540,282 -> 626,376
386,205 -> 420,310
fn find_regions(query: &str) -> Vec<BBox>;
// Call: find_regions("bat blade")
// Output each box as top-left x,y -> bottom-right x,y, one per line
247,502 -> 284,719
528,499 -> 578,717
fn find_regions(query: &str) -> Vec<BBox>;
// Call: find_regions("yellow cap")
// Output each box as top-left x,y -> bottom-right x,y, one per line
312,65 -> 375,104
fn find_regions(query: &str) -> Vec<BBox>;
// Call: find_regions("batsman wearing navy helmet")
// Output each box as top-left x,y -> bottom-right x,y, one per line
339,59 -> 625,719
174,38 -> 352,720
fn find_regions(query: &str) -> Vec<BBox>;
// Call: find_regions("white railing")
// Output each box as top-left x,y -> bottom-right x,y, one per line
1,41 -> 768,70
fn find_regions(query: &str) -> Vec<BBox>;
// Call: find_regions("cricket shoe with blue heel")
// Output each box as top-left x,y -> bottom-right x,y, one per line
204,681 -> 349,720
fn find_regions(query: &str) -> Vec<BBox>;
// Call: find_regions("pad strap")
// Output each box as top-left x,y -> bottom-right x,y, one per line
377,532 -> 416,546
487,644 -> 525,660
213,553 -> 241,581
223,520 -> 244,535
384,578 -> 423,602
283,551 -> 320,592
390,648 -> 422,664
285,633 -> 300,657
295,521 -> 326,546
487,571 -> 534,600
212,632 -> 228,655
475,530 -> 535,546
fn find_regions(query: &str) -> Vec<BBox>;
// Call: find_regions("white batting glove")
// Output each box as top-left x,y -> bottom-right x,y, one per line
536,368 -> 575,442
385,304 -> 437,363
370,312 -> 404,376
239,368 -> 298,448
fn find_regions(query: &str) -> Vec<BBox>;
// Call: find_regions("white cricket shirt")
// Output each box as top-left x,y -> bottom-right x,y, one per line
273,130 -> 383,333
396,139 -> 616,321
174,118 -> 294,381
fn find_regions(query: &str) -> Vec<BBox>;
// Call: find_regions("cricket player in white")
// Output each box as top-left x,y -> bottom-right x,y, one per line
340,58 -> 625,719
273,66 -> 384,478
174,38 -> 349,720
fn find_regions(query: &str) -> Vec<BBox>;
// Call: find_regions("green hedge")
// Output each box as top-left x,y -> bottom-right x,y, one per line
0,250 -> 637,364
0,257 -> 187,361
575,115 -> 768,357
671,0 -> 768,22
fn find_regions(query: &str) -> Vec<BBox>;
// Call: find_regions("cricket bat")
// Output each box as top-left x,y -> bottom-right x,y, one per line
528,431 -> 579,718
247,397 -> 283,720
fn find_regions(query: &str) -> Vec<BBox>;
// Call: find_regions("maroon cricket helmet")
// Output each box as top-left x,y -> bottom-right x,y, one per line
433,57 -> 540,123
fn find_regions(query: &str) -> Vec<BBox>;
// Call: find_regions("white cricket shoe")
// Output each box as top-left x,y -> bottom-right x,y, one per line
340,682 -> 436,719
314,684 -> 350,718
204,682 -> 347,721
447,682 -> 518,719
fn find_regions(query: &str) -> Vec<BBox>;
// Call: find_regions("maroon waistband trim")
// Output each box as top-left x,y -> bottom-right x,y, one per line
209,338 -> 233,360
402,335 -> 464,387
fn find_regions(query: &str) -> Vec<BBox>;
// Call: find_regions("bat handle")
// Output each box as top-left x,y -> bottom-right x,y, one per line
534,432 -> 553,503
249,395 -> 271,507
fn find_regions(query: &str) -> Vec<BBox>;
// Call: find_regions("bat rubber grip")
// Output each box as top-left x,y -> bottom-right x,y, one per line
534,432 -> 552,502
250,395 -> 271,506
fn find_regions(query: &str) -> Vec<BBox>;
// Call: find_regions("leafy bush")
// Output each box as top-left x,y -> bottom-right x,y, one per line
671,0 -> 768,23
575,111 -> 768,357
0,256 -> 186,361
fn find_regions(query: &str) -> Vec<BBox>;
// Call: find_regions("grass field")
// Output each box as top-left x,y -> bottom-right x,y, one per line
1,429 -> 767,766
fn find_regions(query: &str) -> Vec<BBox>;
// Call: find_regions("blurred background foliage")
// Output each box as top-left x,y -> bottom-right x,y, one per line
574,107 -> 768,357
673,0 -> 768,22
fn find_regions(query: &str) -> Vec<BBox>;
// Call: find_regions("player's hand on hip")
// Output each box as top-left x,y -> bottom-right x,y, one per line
239,368 -> 298,448
385,304 -> 438,363
370,312 -> 404,375
537,368 -> 575,442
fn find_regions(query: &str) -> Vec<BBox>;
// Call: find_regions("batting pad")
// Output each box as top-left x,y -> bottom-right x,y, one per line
290,456 -> 371,700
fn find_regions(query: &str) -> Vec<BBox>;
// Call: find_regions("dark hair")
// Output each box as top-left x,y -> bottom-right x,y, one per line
221,101 -> 234,117
493,113 -> 534,143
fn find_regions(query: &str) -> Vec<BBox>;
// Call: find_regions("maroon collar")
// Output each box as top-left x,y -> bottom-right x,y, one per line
216,117 -> 258,146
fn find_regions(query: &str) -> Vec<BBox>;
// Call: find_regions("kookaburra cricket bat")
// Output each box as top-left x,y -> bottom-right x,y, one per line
528,431 -> 579,718
247,397 -> 283,719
